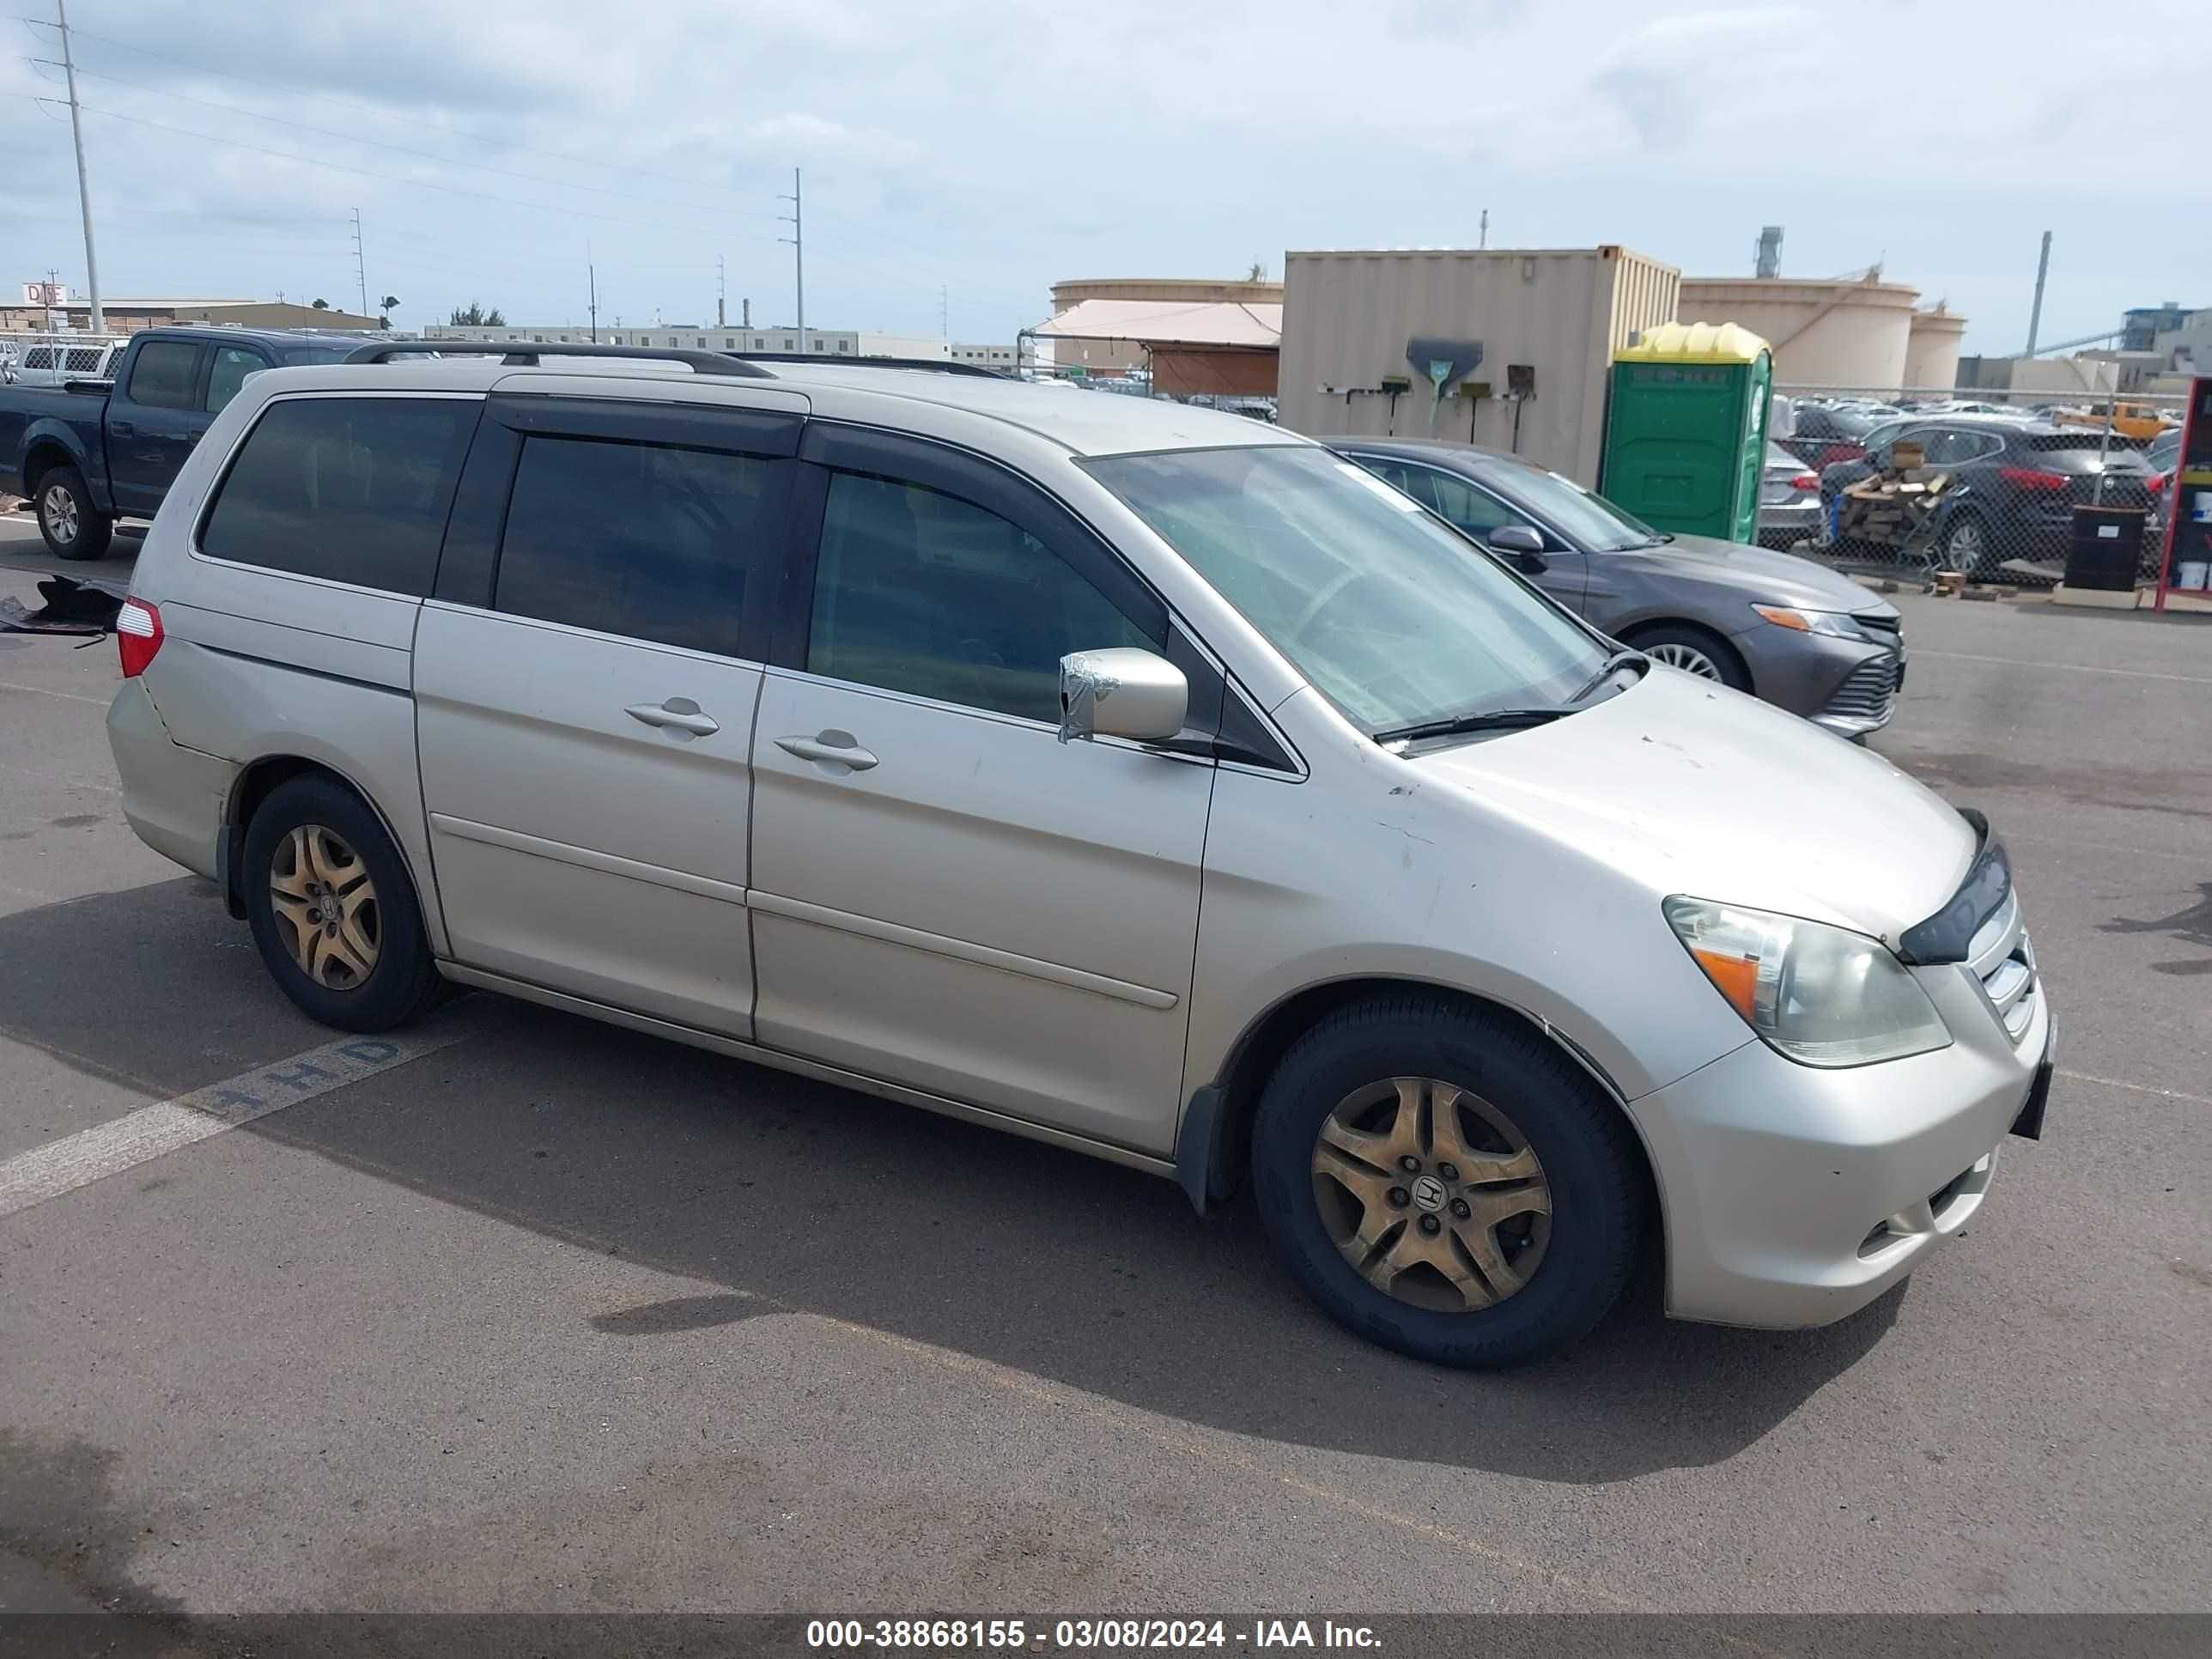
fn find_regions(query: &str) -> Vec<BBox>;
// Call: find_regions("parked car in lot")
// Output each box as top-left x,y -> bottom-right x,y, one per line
0,339 -> 123,386
106,343 -> 2051,1368
1333,437 -> 1907,738
0,325 -> 364,560
1771,400 -> 1886,470
1758,441 -> 1823,548
1819,416 -> 2159,577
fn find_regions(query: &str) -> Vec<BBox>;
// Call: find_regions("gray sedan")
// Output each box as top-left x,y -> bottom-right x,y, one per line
1333,437 -> 1905,738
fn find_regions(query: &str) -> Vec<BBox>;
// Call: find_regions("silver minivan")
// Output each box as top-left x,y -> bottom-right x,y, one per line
106,347 -> 2054,1367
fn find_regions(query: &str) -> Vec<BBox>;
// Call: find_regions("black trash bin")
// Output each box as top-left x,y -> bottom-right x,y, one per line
2065,505 -> 2148,591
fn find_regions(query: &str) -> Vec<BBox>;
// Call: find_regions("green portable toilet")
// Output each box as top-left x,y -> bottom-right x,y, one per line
1601,321 -> 1773,544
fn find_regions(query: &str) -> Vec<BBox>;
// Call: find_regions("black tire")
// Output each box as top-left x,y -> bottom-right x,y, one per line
34,463 -> 113,562
1249,995 -> 1648,1369
1624,621 -> 1752,693
242,775 -> 441,1032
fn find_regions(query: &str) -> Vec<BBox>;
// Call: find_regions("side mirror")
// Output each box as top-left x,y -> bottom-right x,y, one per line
1059,647 -> 1188,746
1487,524 -> 1548,572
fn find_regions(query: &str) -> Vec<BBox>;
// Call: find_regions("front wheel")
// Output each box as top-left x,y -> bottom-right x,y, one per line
1625,622 -> 1752,693
35,465 -> 113,562
1938,511 -> 1994,580
1249,997 -> 1648,1369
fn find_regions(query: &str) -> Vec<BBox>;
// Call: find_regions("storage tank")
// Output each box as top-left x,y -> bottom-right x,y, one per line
1675,274 -> 1919,391
1277,246 -> 1680,484
1903,304 -> 1968,394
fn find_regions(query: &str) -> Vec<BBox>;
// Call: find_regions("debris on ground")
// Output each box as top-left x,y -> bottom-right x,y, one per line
0,572 -> 129,635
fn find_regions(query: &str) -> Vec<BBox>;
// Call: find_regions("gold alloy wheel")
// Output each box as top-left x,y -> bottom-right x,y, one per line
268,824 -> 380,990
1310,1076 -> 1552,1312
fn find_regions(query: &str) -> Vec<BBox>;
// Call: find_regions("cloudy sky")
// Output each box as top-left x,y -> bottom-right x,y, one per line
1,0 -> 2202,358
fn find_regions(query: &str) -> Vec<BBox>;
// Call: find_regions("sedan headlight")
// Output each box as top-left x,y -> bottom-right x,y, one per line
1752,605 -> 1871,641
1663,896 -> 1951,1067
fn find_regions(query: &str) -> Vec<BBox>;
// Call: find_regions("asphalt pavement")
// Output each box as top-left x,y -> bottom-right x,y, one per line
2,514 -> 2207,1631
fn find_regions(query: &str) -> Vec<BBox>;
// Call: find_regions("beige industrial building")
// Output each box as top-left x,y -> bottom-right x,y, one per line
1044,276 -> 1282,374
0,297 -> 383,333
1275,246 -> 1678,485
1901,303 -> 1968,392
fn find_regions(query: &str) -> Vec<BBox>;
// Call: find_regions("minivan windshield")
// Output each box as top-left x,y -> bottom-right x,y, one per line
1086,446 -> 1612,737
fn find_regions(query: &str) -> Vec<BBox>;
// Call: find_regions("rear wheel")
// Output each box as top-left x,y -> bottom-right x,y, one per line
35,465 -> 112,562
1939,511 -> 1994,580
1249,997 -> 1647,1369
243,775 -> 441,1031
1625,622 -> 1752,692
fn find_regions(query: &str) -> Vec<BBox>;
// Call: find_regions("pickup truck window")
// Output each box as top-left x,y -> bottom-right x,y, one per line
127,341 -> 202,410
198,397 -> 477,596
205,346 -> 265,415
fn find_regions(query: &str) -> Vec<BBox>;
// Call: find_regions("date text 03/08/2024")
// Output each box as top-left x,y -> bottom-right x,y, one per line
805,1620 -> 1382,1650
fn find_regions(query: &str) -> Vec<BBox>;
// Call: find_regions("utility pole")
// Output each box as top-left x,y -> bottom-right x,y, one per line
2024,230 -> 2052,356
742,298 -> 750,330
55,0 -> 103,331
778,168 -> 805,353
1479,209 -> 1488,251
717,256 -> 726,329
587,243 -> 599,343
351,210 -> 369,320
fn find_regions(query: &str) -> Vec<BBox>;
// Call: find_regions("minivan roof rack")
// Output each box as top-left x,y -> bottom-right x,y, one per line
344,340 -> 774,378
726,352 -> 1008,379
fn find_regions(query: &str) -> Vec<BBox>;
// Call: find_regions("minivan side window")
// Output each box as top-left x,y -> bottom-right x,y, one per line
806,471 -> 1156,724
198,397 -> 477,595
126,340 -> 202,410
493,435 -> 769,657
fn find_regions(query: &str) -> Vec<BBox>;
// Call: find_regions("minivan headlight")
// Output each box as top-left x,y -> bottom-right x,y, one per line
1662,896 -> 1951,1068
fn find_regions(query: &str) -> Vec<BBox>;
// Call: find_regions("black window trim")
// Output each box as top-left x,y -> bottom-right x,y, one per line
778,420 -> 1299,771
188,388 -> 486,599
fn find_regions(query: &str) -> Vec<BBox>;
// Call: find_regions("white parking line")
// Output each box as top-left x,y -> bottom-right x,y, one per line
0,1019 -> 477,1220
1911,649 -> 2212,686
0,678 -> 111,707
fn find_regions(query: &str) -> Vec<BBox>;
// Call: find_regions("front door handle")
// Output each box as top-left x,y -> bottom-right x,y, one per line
109,419 -> 135,437
775,730 -> 878,771
625,697 -> 720,738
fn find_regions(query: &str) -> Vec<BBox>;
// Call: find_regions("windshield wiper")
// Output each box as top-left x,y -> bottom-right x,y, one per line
1566,647 -> 1648,704
1373,707 -> 1567,745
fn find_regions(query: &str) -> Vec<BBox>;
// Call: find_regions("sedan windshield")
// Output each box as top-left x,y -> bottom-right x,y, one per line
1483,462 -> 1663,551
1085,446 -> 1610,736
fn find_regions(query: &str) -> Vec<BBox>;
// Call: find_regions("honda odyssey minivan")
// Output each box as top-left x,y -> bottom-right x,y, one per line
106,344 -> 2054,1367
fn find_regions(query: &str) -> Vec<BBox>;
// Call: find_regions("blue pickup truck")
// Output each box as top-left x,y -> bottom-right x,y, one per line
0,326 -> 366,560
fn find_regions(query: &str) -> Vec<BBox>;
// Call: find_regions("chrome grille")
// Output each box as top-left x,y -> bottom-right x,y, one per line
1822,654 -> 1902,723
1968,887 -> 2038,1044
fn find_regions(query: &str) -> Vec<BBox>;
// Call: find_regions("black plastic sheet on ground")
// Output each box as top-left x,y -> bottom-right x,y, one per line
0,573 -> 129,636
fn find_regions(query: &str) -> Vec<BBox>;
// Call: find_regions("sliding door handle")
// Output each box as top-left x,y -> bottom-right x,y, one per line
625,697 -> 720,737
775,731 -> 878,771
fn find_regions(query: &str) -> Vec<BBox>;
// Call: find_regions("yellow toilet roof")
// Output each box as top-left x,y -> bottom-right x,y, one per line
1616,320 -> 1771,364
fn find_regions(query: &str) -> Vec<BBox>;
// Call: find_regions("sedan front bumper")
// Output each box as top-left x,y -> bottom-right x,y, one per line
1629,957 -> 2051,1329
1729,620 -> 1904,738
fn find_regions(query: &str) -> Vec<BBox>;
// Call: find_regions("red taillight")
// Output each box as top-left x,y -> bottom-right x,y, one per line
1999,465 -> 2069,493
1790,471 -> 1820,492
115,598 -> 161,678
2149,471 -> 2169,495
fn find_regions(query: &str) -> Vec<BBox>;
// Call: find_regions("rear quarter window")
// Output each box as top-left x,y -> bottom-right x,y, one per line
198,396 -> 480,595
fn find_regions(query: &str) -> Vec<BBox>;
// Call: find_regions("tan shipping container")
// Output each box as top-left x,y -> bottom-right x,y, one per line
1277,246 -> 1679,485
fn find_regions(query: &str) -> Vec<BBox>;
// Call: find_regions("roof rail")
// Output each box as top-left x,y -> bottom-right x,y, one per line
726,351 -> 1008,379
344,340 -> 774,378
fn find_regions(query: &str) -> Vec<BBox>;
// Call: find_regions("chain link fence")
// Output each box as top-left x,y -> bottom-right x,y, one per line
1764,384 -> 2185,588
0,330 -> 128,385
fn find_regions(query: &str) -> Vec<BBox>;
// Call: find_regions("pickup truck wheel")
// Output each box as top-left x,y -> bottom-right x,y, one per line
37,465 -> 113,562
1249,996 -> 1647,1369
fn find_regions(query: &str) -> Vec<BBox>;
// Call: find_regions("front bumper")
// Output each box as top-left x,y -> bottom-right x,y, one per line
1729,621 -> 1904,737
1630,955 -> 2051,1329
